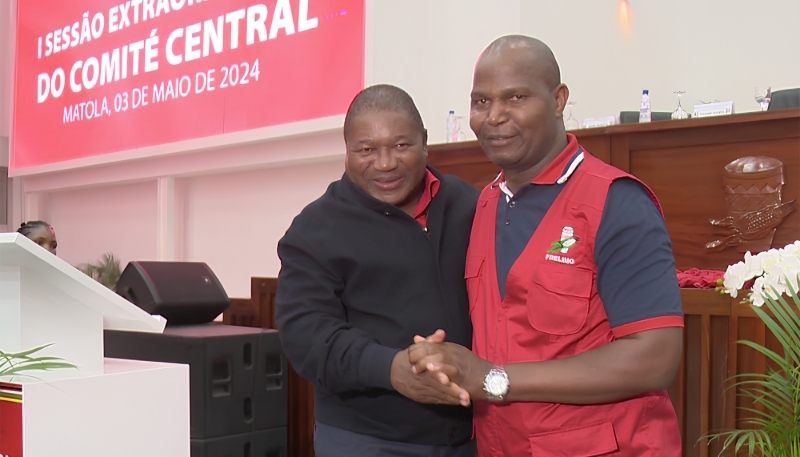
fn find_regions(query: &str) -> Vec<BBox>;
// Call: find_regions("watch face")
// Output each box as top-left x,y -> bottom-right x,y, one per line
486,372 -> 508,396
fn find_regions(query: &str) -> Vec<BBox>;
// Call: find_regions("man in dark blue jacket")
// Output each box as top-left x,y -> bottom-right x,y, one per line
275,84 -> 479,456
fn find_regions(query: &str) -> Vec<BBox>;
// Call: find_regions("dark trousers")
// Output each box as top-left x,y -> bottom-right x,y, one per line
314,422 -> 477,457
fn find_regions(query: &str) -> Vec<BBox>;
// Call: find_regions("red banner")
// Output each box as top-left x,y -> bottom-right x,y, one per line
12,0 -> 364,171
0,383 -> 23,457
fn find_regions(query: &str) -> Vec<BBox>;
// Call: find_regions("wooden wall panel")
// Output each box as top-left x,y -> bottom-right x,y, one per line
610,134 -> 631,172
426,141 -> 499,189
668,349 -> 686,446
286,367 -> 315,457
223,298 -> 259,327
708,315 -> 730,457
682,313 -> 705,457
574,134 -> 611,164
734,314 -> 767,432
626,114 -> 800,151
251,277 -> 279,329
677,290 -> 728,457
630,137 -> 799,270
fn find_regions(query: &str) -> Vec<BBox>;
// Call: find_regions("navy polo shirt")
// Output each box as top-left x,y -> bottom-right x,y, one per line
495,147 -> 683,334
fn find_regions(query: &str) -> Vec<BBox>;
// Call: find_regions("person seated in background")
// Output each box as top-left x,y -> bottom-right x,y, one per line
275,84 -> 479,456
17,220 -> 58,255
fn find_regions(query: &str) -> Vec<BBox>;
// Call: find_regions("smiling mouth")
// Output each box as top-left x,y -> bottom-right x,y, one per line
373,177 -> 403,191
486,135 -> 516,146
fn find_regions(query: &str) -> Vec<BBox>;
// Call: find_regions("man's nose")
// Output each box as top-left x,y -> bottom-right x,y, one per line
373,148 -> 398,171
487,101 -> 509,126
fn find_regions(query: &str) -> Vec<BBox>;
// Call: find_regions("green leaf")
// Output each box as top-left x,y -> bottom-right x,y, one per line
547,241 -> 563,254
1,362 -> 76,376
703,281 -> 800,456
738,340 -> 795,372
76,252 -> 121,291
0,344 -> 77,378
0,343 -> 55,359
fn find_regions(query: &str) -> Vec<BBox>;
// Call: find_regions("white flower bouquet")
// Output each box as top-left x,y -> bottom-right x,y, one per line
718,241 -> 800,306
708,240 -> 800,455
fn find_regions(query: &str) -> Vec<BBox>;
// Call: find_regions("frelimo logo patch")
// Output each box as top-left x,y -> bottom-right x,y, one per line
546,226 -> 579,264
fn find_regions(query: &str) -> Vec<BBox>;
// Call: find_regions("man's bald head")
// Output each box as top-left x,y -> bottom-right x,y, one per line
469,35 -> 570,188
477,35 -> 562,90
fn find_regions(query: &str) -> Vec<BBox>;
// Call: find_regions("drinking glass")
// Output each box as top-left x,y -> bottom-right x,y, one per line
455,116 -> 467,140
671,91 -> 689,120
564,101 -> 579,130
754,87 -> 771,111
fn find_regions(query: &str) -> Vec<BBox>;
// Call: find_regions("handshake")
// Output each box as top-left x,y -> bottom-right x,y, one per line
389,329 -> 493,407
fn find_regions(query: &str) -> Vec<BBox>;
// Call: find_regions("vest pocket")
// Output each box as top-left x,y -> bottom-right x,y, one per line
528,421 -> 618,456
465,256 -> 484,312
527,267 -> 593,335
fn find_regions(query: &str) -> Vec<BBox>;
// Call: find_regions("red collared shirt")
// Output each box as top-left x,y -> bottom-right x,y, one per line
413,169 -> 440,229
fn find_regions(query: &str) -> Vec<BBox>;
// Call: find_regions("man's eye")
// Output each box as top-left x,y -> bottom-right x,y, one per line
512,94 -> 525,100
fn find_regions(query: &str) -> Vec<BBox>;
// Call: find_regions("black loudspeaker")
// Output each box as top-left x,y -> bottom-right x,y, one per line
116,261 -> 230,325
190,428 -> 287,457
104,325 -> 288,440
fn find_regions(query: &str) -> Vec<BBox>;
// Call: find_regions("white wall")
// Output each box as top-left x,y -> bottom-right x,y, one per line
1,0 -> 16,233
5,0 -> 800,301
521,0 -> 800,122
369,0 -> 520,143
0,0 -> 13,139
184,159 -> 344,297
47,181 -> 158,270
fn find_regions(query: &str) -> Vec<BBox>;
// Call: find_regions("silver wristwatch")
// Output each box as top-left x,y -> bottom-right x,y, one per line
483,365 -> 509,401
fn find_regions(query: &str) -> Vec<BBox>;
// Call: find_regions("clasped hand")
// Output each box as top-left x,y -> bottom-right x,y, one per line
406,329 -> 494,406
389,329 -> 471,406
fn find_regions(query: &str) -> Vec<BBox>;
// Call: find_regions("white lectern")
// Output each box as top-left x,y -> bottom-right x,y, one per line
0,233 -> 190,457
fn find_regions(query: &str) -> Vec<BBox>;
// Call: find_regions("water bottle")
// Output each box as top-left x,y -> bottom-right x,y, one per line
639,90 -> 651,123
446,110 -> 457,143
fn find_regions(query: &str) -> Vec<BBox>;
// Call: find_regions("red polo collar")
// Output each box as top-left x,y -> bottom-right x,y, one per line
414,169 -> 440,228
492,133 -> 583,189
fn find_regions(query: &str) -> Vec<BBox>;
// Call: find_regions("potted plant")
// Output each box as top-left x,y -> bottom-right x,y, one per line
0,344 -> 76,380
708,241 -> 800,456
78,252 -> 122,291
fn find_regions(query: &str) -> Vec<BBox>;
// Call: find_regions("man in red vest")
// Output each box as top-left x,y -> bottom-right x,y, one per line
409,35 -> 684,455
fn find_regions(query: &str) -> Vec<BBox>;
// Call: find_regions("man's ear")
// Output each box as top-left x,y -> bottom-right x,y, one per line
555,84 -> 570,119
422,129 -> 429,157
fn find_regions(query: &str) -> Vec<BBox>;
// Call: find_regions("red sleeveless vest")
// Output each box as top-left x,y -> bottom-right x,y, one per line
467,150 -> 681,456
